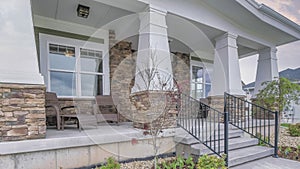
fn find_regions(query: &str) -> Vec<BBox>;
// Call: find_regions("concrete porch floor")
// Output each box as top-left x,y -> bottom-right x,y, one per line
45,122 -> 141,139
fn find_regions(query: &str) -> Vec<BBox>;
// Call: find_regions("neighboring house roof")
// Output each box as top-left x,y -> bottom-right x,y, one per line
279,68 -> 300,82
243,67 -> 300,90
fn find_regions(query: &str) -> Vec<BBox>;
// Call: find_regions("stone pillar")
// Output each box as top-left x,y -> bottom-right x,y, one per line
253,47 -> 279,96
132,5 -> 173,92
0,0 -> 44,85
0,0 -> 46,141
0,84 -> 46,141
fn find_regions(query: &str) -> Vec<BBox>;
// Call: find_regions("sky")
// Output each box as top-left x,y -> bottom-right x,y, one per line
240,0 -> 300,84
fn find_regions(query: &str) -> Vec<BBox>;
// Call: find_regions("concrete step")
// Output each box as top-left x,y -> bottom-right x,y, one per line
191,137 -> 258,156
174,129 -> 244,145
228,146 -> 274,167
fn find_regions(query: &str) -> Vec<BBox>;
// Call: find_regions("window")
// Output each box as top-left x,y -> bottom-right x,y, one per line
40,34 -> 109,98
190,62 -> 212,99
79,48 -> 103,96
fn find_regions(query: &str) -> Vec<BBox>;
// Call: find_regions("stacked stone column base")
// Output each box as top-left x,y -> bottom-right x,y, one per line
0,83 -> 46,141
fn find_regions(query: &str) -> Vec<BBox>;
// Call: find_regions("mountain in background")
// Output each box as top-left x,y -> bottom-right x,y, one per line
244,67 -> 300,89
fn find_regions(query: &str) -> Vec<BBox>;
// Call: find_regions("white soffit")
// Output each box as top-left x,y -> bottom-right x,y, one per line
31,0 -> 135,29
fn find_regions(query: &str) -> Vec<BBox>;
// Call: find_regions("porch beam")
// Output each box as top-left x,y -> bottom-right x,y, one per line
253,47 -> 279,96
210,32 -> 244,96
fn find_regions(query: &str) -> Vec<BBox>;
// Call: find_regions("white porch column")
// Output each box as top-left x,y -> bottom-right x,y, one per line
132,6 -> 173,92
0,0 -> 44,84
253,47 -> 279,96
210,33 -> 244,96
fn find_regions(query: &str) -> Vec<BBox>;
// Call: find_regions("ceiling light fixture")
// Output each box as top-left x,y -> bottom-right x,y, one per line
77,4 -> 90,18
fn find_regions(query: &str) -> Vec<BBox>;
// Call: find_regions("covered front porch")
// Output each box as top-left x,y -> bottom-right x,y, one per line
1,0 -> 300,148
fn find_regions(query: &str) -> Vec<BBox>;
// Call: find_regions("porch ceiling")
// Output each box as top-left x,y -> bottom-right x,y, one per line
31,0 -> 265,59
31,0 -> 135,29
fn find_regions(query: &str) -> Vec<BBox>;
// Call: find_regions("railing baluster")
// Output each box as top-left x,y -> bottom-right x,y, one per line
224,111 -> 229,167
252,104 -> 254,134
202,107 -> 204,142
213,110 -> 216,152
264,109 -> 266,142
218,112 -> 220,154
198,103 -> 200,141
256,106 -> 258,136
206,106 -> 208,144
237,98 -> 240,127
248,102 -> 250,133
274,111 -> 279,157
268,110 -> 271,145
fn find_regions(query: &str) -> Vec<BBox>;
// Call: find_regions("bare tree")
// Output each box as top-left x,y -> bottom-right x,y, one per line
130,49 -> 178,169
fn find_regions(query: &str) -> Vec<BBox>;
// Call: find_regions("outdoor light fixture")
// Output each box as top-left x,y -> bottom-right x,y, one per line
77,4 -> 90,18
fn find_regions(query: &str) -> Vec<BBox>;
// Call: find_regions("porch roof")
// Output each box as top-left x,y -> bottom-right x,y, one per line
31,0 -> 300,58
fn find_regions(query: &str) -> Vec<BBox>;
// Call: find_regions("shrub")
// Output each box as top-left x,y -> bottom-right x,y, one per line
288,123 -> 300,137
281,123 -> 290,128
157,156 -> 195,169
197,154 -> 227,169
99,157 -> 120,169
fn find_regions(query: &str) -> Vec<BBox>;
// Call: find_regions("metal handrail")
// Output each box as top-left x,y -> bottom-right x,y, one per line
224,92 -> 279,157
177,93 -> 229,165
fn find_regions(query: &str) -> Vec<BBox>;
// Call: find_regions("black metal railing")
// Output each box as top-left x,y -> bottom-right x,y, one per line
177,93 -> 229,165
224,93 -> 279,157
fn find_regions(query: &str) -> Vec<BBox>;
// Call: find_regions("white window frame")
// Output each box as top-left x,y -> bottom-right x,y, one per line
190,60 -> 212,99
39,34 -> 110,98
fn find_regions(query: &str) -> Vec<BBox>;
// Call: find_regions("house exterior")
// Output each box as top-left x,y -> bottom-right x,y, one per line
1,0 -> 300,168
1,0 -> 300,153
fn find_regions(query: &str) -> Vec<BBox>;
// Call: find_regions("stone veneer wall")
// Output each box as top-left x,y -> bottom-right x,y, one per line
130,91 -> 179,129
0,83 -> 46,141
172,52 -> 190,95
109,30 -> 191,129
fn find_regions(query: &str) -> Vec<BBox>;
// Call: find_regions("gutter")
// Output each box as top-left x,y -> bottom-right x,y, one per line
246,0 -> 300,33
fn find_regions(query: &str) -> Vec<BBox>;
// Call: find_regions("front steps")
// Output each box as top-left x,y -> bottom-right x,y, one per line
175,125 -> 275,167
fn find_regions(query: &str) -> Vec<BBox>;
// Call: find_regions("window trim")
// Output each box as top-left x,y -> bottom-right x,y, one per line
190,60 -> 212,99
39,34 -> 110,98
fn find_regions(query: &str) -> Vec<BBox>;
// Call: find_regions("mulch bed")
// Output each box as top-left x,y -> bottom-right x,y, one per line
278,146 -> 300,161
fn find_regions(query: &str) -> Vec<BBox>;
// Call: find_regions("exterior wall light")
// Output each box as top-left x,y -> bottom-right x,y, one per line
77,4 -> 90,18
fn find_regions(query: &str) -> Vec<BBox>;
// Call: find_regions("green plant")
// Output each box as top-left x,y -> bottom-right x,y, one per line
285,147 -> 292,157
185,156 -> 195,169
281,123 -> 291,128
197,154 -> 227,169
157,156 -> 195,169
255,133 -> 269,146
99,157 -> 120,169
288,123 -> 300,137
256,77 -> 300,121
